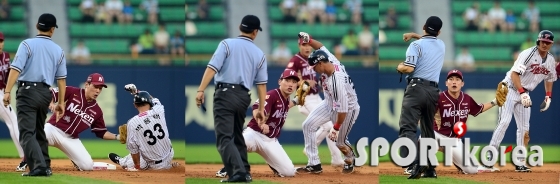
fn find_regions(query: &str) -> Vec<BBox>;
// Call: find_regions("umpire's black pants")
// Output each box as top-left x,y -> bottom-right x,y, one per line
17,81 -> 52,171
213,83 -> 251,178
398,78 -> 440,167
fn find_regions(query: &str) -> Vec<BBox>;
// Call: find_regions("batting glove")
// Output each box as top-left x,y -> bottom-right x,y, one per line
328,123 -> 341,142
298,32 -> 312,43
126,167 -> 139,172
520,92 -> 532,108
124,84 -> 138,95
540,93 -> 551,112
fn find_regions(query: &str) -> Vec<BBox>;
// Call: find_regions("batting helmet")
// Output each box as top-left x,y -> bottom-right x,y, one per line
307,50 -> 329,66
134,91 -> 153,107
537,30 -> 554,45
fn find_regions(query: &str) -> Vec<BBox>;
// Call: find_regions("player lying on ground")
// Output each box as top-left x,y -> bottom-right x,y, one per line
216,69 -> 305,178
403,69 -> 500,177
108,84 -> 176,171
296,31 -> 360,174
284,36 -> 345,167
20,73 -> 121,171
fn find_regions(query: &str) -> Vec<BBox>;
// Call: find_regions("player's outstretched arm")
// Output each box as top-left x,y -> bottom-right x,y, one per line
403,32 -> 422,42
298,32 -> 324,50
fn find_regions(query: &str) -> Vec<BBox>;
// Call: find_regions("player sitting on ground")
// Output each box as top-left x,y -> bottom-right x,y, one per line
20,73 -> 121,171
108,84 -> 175,171
216,69 -> 303,178
404,69 -> 500,177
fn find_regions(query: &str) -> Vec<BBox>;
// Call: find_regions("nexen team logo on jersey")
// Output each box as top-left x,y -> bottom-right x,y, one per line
529,64 -> 550,75
271,110 -> 287,119
442,108 -> 469,118
67,103 -> 94,125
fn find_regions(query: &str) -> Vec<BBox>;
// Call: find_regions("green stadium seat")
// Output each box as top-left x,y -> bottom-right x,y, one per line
72,39 -> 130,54
364,7 -> 378,22
269,6 -> 283,21
0,23 -> 27,37
67,0 -> 82,6
379,16 -> 411,30
186,0 -> 222,3
3,37 -> 25,53
193,23 -> 226,37
271,23 -> 361,39
159,7 -> 185,21
68,7 -> 81,21
364,0 -> 378,6
10,7 -> 25,21
541,16 -> 560,30
452,1 -> 560,16
379,1 -> 410,14
455,32 -> 532,47
209,6 -> 224,20
70,23 -> 184,38
271,39 -> 333,54
8,0 -> 23,3
463,47 -> 512,61
380,31 -> 408,46
378,46 -> 407,60
186,39 -> 221,54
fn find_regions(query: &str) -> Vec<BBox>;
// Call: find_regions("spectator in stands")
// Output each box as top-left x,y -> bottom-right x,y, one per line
271,40 -> 292,66
325,0 -> 336,24
80,0 -> 96,22
522,0 -> 540,33
104,0 -> 124,24
140,0 -> 159,25
71,40 -> 91,65
154,24 -> 170,54
138,29 -> 155,54
385,6 -> 398,30
279,0 -> 298,22
0,0 -> 10,20
455,47 -> 475,72
358,24 -> 373,55
505,9 -> 516,32
129,39 -> 141,58
123,0 -> 134,24
463,2 -> 480,31
477,12 -> 491,32
95,4 -> 107,24
170,30 -> 184,56
341,29 -> 359,55
306,0 -> 327,25
520,37 -> 533,51
296,4 -> 309,24
344,0 -> 362,25
197,0 -> 209,21
487,0 -> 506,33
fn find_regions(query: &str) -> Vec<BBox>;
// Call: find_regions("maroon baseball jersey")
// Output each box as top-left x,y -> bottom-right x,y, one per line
48,86 -> 107,138
246,88 -> 290,138
286,53 -> 319,94
0,52 -> 10,89
434,90 -> 484,137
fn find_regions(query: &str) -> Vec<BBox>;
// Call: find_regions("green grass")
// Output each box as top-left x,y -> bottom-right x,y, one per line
379,175 -> 488,184
0,172 -> 122,184
185,178 -> 280,184
0,139 -> 185,159
186,144 -> 370,165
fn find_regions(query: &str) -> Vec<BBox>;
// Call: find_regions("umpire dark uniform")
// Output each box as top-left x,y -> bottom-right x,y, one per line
3,13 -> 67,177
396,16 -> 445,179
195,15 -> 268,182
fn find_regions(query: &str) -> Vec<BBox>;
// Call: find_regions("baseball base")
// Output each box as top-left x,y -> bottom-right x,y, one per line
93,162 -> 117,171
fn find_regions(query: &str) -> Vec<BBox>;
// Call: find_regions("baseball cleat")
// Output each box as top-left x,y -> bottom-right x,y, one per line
71,160 -> 83,171
171,162 -> 180,168
216,167 -> 227,178
421,167 -> 437,178
407,164 -> 427,179
403,167 -> 412,175
515,165 -> 531,172
268,164 -> 284,177
341,159 -> 355,174
477,165 -> 500,173
16,161 -> 27,172
453,163 -> 467,174
296,164 -> 322,174
108,153 -> 121,165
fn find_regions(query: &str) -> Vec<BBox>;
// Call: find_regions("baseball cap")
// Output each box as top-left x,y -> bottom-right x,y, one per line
447,69 -> 463,80
0,32 -> 4,41
86,73 -> 107,88
424,16 -> 442,34
240,15 -> 262,32
37,13 -> 58,29
280,69 -> 300,82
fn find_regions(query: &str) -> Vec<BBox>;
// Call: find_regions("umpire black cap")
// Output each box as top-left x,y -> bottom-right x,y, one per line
37,13 -> 58,29
307,50 -> 329,66
424,16 -> 442,35
134,91 -> 154,108
240,15 -> 262,32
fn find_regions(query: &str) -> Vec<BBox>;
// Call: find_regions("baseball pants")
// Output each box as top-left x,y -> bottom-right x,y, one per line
297,93 -> 344,166
118,148 -> 175,170
488,86 -> 530,162
0,89 -> 24,159
244,127 -> 296,177
44,123 -> 94,171
420,132 -> 478,174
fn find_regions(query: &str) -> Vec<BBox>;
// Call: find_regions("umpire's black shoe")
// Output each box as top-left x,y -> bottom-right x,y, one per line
407,164 -> 427,179
515,165 -> 532,172
296,164 -> 322,174
22,167 -> 52,177
421,167 -> 437,178
220,173 -> 252,183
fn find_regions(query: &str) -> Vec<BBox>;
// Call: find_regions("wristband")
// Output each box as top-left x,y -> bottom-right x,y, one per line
518,88 -> 525,94
197,90 -> 204,93
546,91 -> 552,97
134,164 -> 140,170
333,123 -> 341,131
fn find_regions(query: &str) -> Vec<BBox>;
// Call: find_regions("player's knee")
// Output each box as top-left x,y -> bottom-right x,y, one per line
298,106 -> 309,116
278,166 -> 296,177
463,166 -> 478,174
78,161 -> 94,171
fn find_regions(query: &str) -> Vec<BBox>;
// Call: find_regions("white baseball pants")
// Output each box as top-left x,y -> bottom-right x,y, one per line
431,131 -> 478,174
0,89 -> 24,158
45,123 -> 94,170
118,148 -> 175,170
244,127 -> 296,177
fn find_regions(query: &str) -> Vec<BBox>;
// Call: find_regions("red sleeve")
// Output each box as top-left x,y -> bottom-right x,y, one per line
51,86 -> 74,103
286,56 -> 302,73
468,95 -> 484,117
252,90 -> 275,115
91,110 -> 108,138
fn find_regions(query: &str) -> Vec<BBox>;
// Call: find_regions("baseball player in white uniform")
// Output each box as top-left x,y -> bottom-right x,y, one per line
285,37 -> 344,167
483,30 -> 557,172
109,84 -> 175,171
296,32 -> 360,174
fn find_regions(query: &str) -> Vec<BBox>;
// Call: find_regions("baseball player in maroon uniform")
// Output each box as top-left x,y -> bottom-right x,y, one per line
20,73 -> 122,171
216,69 -> 301,179
284,38 -> 344,167
404,69 -> 499,177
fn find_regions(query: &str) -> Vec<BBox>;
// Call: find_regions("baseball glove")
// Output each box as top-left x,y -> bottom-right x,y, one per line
295,81 -> 310,105
495,82 -> 508,107
118,124 -> 127,144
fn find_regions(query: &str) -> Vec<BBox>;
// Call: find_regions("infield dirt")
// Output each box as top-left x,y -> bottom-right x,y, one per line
0,158 -> 184,184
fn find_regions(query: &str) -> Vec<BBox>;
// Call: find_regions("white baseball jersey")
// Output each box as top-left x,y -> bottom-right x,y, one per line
126,98 -> 173,162
503,46 -> 557,90
320,68 -> 359,113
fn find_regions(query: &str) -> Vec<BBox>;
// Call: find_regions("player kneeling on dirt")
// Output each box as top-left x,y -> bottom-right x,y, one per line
216,69 -> 306,178
108,84 -> 175,171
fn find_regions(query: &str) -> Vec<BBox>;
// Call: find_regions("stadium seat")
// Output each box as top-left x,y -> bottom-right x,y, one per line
462,47 -> 512,61
364,7 -> 378,22
379,16 -> 411,30
186,39 -> 221,54
72,39 -> 130,54
0,23 -> 27,37
191,23 -> 227,37
380,31 -> 408,46
271,23 -> 359,39
378,46 -> 407,60
160,7 -> 186,21
271,39 -> 333,54
379,1 -> 410,14
3,37 -> 25,53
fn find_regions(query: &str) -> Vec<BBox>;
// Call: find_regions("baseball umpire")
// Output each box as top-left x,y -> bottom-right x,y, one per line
195,15 -> 268,182
3,13 -> 67,177
396,16 -> 445,179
